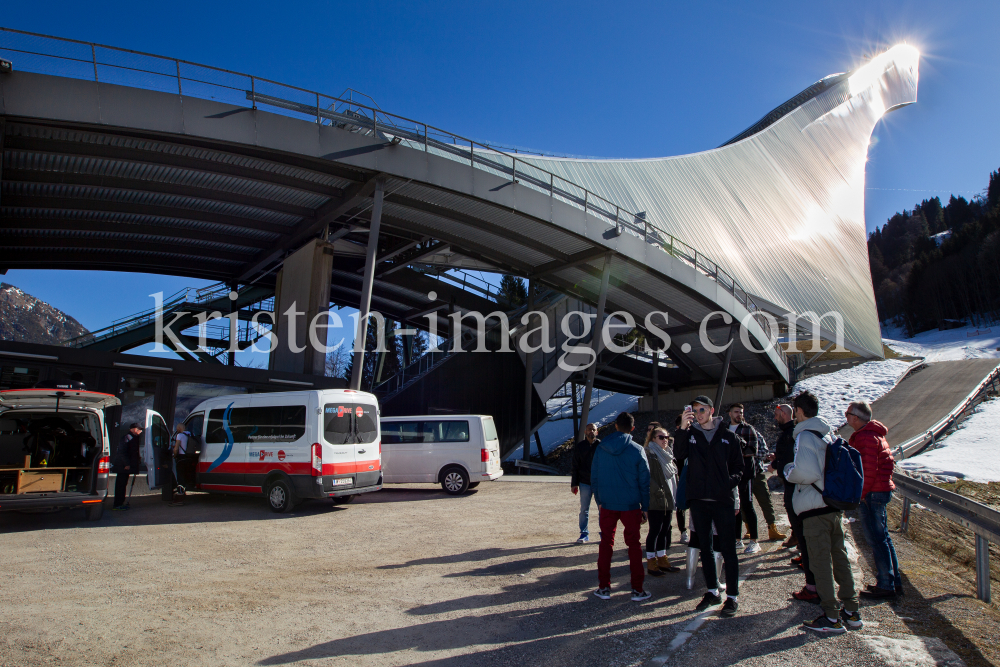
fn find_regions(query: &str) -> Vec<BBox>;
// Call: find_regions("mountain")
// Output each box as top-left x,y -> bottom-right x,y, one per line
0,283 -> 89,345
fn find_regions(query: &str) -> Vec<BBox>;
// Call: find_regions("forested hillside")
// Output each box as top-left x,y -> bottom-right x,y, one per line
869,168 -> 1000,335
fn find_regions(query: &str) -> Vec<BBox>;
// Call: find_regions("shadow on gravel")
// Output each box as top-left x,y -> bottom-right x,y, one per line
356,487 -> 479,503
847,511 -> 994,667
258,565 -> 700,667
0,492 -> 351,532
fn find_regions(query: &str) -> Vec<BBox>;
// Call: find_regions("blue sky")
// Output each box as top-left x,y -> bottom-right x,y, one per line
2,0 -> 999,357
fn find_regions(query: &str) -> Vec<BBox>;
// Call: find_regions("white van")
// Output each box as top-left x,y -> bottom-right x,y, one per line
379,415 -> 502,494
0,386 -> 119,520
149,389 -> 382,512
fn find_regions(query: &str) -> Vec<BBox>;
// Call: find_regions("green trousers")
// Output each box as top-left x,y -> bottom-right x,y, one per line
802,511 -> 858,617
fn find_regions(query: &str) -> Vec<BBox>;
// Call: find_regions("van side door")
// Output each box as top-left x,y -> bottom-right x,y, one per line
142,409 -> 170,490
201,396 -> 252,491
247,394 -> 309,492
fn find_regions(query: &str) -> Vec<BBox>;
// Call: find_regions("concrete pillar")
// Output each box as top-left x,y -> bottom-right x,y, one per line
268,238 -> 335,376
578,253 -> 612,442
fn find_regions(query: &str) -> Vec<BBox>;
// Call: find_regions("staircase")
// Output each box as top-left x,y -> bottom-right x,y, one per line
63,282 -> 275,363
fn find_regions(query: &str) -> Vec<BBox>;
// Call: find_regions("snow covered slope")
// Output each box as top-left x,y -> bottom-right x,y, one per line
883,324 -> 1000,362
791,359 -> 914,430
900,397 -> 1000,482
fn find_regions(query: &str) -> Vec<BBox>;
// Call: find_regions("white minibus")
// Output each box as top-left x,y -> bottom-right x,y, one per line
379,415 -> 502,494
147,388 -> 382,512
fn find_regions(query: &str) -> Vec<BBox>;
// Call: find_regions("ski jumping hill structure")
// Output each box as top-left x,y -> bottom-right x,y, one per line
0,30 -> 919,448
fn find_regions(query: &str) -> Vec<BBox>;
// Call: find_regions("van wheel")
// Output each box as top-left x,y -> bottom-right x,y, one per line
85,503 -> 104,521
468,482 -> 480,489
267,479 -> 296,513
441,467 -> 469,495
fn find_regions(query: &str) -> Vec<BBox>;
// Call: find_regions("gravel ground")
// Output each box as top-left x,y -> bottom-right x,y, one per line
0,479 -> 991,666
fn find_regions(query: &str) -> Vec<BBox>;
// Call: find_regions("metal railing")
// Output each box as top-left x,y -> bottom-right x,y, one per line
0,27 -> 786,372
63,281 -> 273,348
895,473 -> 998,602
889,361 -> 1000,603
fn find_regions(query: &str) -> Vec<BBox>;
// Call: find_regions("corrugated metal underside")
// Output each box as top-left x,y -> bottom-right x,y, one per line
0,119 -> 367,280
514,57 -> 918,358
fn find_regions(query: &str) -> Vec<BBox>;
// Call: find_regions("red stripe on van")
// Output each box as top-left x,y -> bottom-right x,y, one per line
321,461 -> 380,475
200,484 -> 262,493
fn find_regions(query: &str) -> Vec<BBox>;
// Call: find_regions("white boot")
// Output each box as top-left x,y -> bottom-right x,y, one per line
715,552 -> 726,592
685,547 -> 699,590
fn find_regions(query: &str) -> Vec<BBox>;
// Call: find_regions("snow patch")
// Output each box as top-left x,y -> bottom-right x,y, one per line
791,359 -> 912,429
899,397 -> 1000,483
883,324 -> 1000,362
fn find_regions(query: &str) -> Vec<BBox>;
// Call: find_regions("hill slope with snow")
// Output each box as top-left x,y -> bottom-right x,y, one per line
0,283 -> 89,345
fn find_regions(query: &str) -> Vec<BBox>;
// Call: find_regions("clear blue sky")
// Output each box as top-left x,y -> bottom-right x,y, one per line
2,0 -> 998,354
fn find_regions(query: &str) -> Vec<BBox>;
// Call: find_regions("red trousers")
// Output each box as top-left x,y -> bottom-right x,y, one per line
597,508 -> 645,591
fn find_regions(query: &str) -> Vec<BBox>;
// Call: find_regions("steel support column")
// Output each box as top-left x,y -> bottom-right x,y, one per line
578,254 -> 612,442
652,349 -> 659,419
350,178 -> 385,390
713,321 -> 738,412
523,279 -> 535,472
571,381 -> 579,441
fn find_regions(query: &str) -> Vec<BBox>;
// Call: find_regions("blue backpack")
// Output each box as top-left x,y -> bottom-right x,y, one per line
807,430 -> 864,511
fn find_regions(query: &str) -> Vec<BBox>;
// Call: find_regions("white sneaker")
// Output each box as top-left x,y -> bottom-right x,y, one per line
743,540 -> 761,555
735,539 -> 744,550
681,531 -> 690,544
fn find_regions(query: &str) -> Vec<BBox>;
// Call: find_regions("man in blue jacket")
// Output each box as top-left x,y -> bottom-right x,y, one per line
591,412 -> 652,601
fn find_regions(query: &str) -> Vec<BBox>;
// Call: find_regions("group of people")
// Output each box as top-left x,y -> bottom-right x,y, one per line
571,390 -> 903,634
111,421 -> 194,510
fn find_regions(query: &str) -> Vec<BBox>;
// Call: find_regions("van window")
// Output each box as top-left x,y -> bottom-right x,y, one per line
380,420 -> 469,443
356,404 -> 379,444
483,417 -> 498,441
323,403 -> 380,444
430,420 -> 470,442
381,421 -> 422,444
184,412 -> 204,439
206,405 -> 306,444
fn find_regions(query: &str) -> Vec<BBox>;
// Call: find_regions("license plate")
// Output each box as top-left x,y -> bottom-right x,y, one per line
332,478 -> 352,486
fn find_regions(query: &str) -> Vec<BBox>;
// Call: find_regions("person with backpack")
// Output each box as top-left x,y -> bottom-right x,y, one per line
846,401 -> 903,599
590,412 -> 652,602
784,391 -> 862,634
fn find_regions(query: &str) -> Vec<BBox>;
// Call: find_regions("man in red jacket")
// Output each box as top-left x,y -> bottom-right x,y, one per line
846,401 -> 903,599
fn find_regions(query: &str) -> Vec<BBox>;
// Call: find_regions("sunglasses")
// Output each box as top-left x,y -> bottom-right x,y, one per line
654,434 -> 670,441
692,406 -> 710,413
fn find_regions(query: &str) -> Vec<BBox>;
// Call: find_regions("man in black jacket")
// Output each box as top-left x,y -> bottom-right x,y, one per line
113,423 -> 142,511
729,404 -> 784,553
571,423 -> 600,543
769,403 -> 819,601
675,396 -> 745,618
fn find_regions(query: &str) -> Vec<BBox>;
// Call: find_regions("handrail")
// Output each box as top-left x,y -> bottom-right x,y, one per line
0,27 -> 786,373
893,472 -> 998,602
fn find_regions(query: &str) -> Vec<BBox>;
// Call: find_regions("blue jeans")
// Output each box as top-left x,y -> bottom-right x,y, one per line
858,491 -> 902,590
578,483 -> 595,536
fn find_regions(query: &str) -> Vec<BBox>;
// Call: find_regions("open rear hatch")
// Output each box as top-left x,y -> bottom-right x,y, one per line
0,389 -> 121,412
